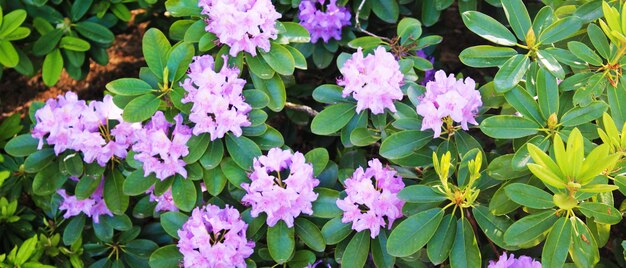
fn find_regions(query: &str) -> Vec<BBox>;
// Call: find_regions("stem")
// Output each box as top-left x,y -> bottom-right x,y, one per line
465,209 -> 500,256
284,102 -> 319,116
355,0 -> 393,43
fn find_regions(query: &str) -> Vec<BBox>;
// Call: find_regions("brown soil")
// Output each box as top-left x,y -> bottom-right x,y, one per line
0,23 -> 148,120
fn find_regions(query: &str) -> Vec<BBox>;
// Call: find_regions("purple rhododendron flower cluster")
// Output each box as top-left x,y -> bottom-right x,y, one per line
338,46 -> 404,114
241,148 -> 319,227
336,159 -> 405,238
199,0 -> 281,56
416,70 -> 482,138
417,50 -> 435,85
147,187 -> 177,213
298,0 -> 351,43
488,253 -> 542,268
132,111 -> 192,181
177,204 -> 254,268
57,177 -> 112,223
32,92 -> 138,166
181,55 -> 251,140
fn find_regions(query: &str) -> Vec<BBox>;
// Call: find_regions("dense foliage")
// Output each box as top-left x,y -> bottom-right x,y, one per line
1,0 -> 626,267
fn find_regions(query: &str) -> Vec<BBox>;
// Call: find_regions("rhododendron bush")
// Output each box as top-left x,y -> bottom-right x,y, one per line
2,0 -> 626,267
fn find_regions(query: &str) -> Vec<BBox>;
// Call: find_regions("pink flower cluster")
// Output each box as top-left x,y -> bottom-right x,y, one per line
336,159 -> 404,238
181,55 -> 251,140
241,148 -> 319,227
416,70 -> 482,138
148,187 -> 177,213
57,177 -> 112,223
488,253 -> 542,268
177,205 -> 254,268
32,92 -> 138,166
133,111 -> 192,181
199,0 -> 281,56
338,46 -> 404,114
298,0 -> 351,43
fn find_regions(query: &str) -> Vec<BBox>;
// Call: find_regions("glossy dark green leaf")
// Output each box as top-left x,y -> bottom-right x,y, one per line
504,183 -> 554,209
480,115 -> 540,139
106,78 -> 154,96
104,169 -> 129,215
459,46 -> 517,67
387,208 -> 444,257
295,218 -> 325,252
225,134 -> 261,169
379,130 -> 433,160
149,245 -> 183,268
311,103 -> 356,135
494,54 -> 530,92
342,230 -> 370,268
321,217 -> 352,245
42,49 -> 63,86
427,214 -> 456,265
122,94 -> 161,123
172,176 -> 196,212
501,0 -> 532,42
542,217 -> 571,268
267,221 -> 295,264
398,185 -> 447,203
503,209 -> 558,246
462,11 -> 517,46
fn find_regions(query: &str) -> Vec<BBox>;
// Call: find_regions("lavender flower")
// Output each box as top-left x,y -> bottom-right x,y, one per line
199,0 -> 281,56
338,46 -> 404,114
298,0 -> 351,43
181,55 -> 251,140
57,177 -> 112,223
488,253 -> 542,268
177,205 -> 255,267
241,148 -> 320,227
132,111 -> 192,181
416,70 -> 482,137
32,92 -> 138,166
336,159 -> 405,238
416,50 -> 435,85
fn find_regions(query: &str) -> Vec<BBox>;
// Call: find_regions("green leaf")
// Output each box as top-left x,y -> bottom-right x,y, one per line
250,73 -> 286,112
122,94 -> 161,123
350,128 -> 380,147
397,17 -> 422,44
123,170 -> 156,196
536,50 -> 565,79
480,115 -> 540,139
75,176 -> 100,200
165,0 -> 202,17
503,86 -> 543,124
5,134 -> 39,157
42,49 -> 63,86
160,211 -> 188,239
311,103 -> 356,135
33,163 -> 66,195
32,29 -> 63,57
569,217 -> 599,267
321,217 -> 352,245
245,53 -> 275,79
149,245 -> 183,268
0,41 -> 18,67
427,214 -> 456,265
347,36 -> 383,50
106,78 -> 154,96
304,148 -> 329,177
3,27 -> 30,41
183,133 -> 210,164
24,149 -> 54,173
371,230 -> 394,268
567,41 -> 602,66
166,42 -> 194,82
249,126 -> 284,150
142,28 -> 171,79
260,42 -> 295,76
494,54 -> 530,92
459,46 -> 517,67
312,188 -> 342,218
277,22 -> 310,43
225,134 -> 261,169
203,167 -> 226,196
342,230 -> 371,268
63,215 -> 85,246
313,84 -> 348,104
199,140 -> 223,170
503,209 -> 558,246
294,218 -> 325,252
461,11 -> 517,46
371,0 -> 399,23
285,45 -> 307,70
542,217 -> 572,268
59,36 -> 91,52
220,158 -> 249,188
501,0 -> 532,42
104,169 -> 129,215
267,221 -> 295,264
287,250 -> 316,268
472,205 -> 517,250
379,130 -> 433,160
0,10 -> 26,39
578,202 -> 622,225
536,68 -> 559,119
560,101 -> 608,127
398,185 -> 447,203
587,24 -> 610,59
387,208 -> 444,257
74,22 -> 114,45
504,183 -> 554,209
539,17 -> 582,44
449,218 -> 481,268
70,0 -> 93,21
171,176 -> 196,212
15,236 -> 37,265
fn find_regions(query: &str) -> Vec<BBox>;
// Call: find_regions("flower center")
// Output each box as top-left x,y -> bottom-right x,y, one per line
355,203 -> 370,214
270,168 -> 291,188
209,229 -> 230,245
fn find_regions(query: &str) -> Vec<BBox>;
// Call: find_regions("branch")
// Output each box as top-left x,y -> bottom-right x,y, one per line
284,102 -> 319,117
355,0 -> 393,43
